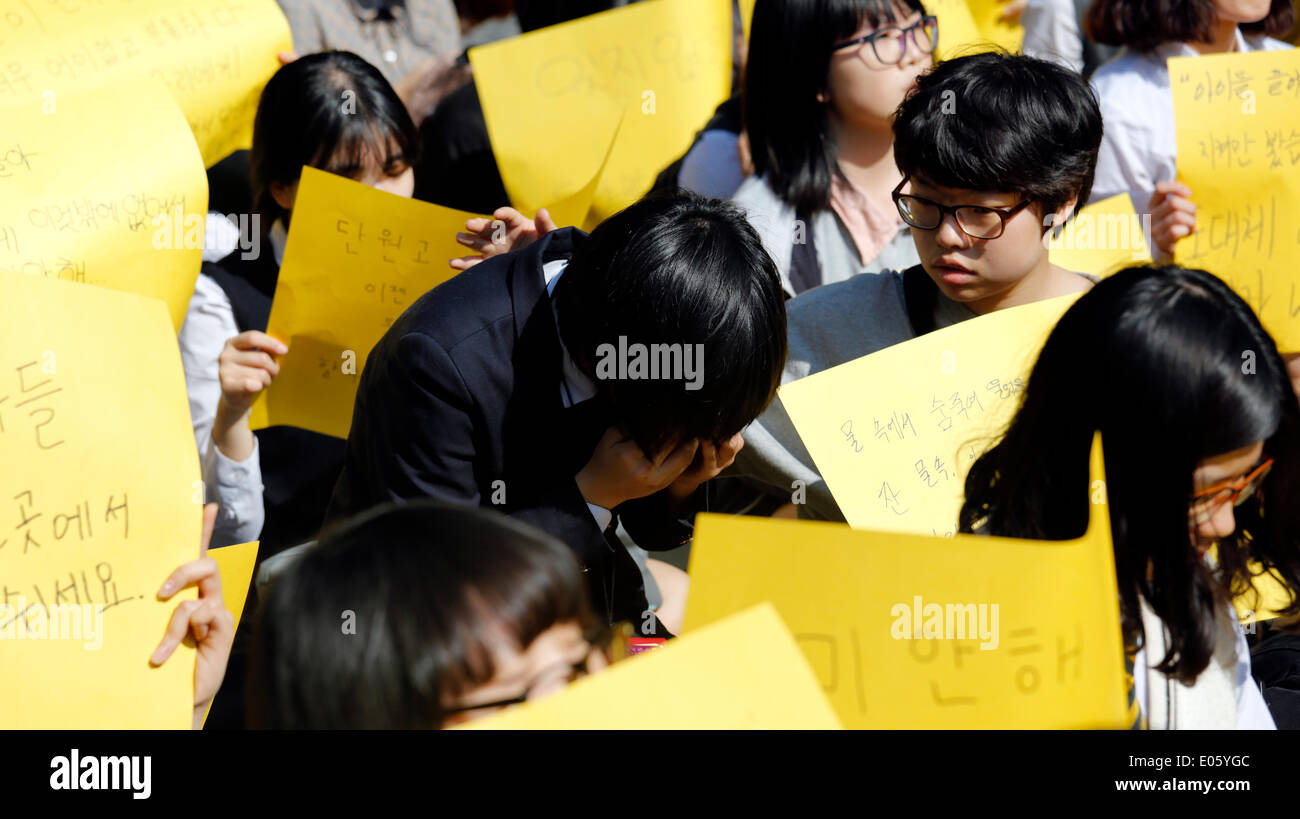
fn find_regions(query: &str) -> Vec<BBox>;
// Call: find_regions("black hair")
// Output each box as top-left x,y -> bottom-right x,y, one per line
959,265 -> 1300,684
893,51 -> 1103,224
247,500 -> 597,729
745,0 -> 927,215
553,190 -> 787,457
1086,0 -> 1295,51
250,50 -> 420,235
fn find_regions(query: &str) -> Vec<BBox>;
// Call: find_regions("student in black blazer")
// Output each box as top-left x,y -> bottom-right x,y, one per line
326,192 -> 788,635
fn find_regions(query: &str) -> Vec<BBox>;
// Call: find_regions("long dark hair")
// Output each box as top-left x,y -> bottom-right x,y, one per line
959,265 -> 1300,684
247,501 -> 597,729
744,0 -> 926,215
249,50 -> 419,235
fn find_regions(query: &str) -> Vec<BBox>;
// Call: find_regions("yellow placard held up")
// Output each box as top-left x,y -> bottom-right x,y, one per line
1170,49 -> 1300,352
1049,193 -> 1152,278
781,294 -> 1079,535
739,0 -> 756,43
929,0 -> 992,59
685,435 -> 1129,729
0,0 -> 292,166
0,81 -> 207,331
966,0 -> 1025,53
471,0 -> 732,227
202,539 -> 259,727
209,541 -> 259,635
251,167 -> 473,439
464,603 -> 842,729
0,274 -> 201,729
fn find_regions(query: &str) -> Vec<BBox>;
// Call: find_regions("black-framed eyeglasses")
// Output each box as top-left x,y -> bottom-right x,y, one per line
832,15 -> 938,66
892,177 -> 1033,240
443,621 -> 633,715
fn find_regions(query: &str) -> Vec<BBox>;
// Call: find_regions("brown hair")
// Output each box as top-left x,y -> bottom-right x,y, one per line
1085,0 -> 1294,51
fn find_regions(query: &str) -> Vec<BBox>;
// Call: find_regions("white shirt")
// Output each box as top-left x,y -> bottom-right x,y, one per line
1132,600 -> 1276,730
176,221 -> 288,546
1090,30 -> 1292,247
1020,0 -> 1084,73
542,259 -> 613,532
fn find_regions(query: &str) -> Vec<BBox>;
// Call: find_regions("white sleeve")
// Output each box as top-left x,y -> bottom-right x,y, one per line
179,272 -> 266,547
1235,626 -> 1277,730
179,273 -> 236,453
203,436 -> 265,547
1020,0 -> 1084,73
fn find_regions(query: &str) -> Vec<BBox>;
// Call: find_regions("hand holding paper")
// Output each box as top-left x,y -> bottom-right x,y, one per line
452,207 -> 559,271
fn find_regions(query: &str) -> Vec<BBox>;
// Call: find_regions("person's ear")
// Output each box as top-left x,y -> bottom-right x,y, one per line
1048,193 -> 1080,238
270,179 -> 299,213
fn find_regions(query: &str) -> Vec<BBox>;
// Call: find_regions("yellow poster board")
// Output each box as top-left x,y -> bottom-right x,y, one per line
1049,193 -> 1151,277
471,0 -> 732,227
0,273 -> 201,729
685,435 -> 1129,729
464,603 -> 842,729
0,81 -> 207,331
966,0 -> 1025,53
0,0 -> 292,166
202,539 -> 259,727
251,167 -> 471,439
929,0 -> 993,59
739,0 -> 755,43
209,540 -> 259,635
1170,49 -> 1300,352
781,294 -> 1079,535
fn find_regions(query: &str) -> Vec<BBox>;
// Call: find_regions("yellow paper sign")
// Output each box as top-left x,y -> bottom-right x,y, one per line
0,0 -> 292,166
781,294 -> 1079,535
464,602 -> 842,729
929,0 -> 994,59
252,167 -> 471,439
965,0 -> 1025,53
1049,194 -> 1152,278
471,0 -> 732,227
209,540 -> 259,634
0,273 -> 201,729
202,539 -> 259,727
0,81 -> 207,331
1170,49 -> 1300,352
685,435 -> 1129,729
739,0 -> 755,43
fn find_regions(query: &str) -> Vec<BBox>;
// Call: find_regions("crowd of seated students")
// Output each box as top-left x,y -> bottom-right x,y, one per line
142,0 -> 1300,730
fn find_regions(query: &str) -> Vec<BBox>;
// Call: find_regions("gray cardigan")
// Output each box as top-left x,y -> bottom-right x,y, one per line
729,174 -> 919,297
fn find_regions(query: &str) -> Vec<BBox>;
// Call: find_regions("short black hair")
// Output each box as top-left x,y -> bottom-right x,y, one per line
247,501 -> 597,729
1086,0 -> 1295,51
746,0 -> 928,215
553,190 -> 787,457
893,51 -> 1103,222
250,51 -> 419,234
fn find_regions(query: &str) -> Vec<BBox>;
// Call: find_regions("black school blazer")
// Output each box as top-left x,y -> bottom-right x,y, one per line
325,228 -> 691,632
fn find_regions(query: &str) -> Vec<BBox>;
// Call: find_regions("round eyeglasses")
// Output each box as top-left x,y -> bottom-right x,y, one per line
1188,457 -> 1273,525
892,177 -> 1034,240
832,15 -> 939,66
